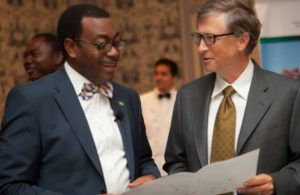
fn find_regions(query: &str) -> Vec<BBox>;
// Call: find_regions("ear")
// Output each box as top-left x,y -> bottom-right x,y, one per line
64,38 -> 77,58
237,32 -> 250,52
54,52 -> 64,65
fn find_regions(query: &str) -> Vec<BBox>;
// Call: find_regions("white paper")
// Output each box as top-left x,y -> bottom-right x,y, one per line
123,149 -> 259,195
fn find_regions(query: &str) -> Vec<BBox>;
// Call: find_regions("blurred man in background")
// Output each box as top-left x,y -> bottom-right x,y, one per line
23,33 -> 64,81
140,58 -> 178,176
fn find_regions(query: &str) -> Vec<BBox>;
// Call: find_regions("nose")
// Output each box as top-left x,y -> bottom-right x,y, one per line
197,39 -> 208,53
23,54 -> 33,66
106,45 -> 120,57
154,74 -> 161,81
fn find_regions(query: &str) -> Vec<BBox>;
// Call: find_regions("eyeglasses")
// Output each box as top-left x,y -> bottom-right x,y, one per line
74,38 -> 126,53
191,32 -> 234,46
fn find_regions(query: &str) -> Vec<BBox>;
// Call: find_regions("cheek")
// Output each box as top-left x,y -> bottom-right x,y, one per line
154,75 -> 161,81
76,47 -> 94,60
86,52 -> 105,65
213,44 -> 226,54
212,45 -> 235,61
35,57 -> 50,68
32,58 -> 43,67
218,40 -> 239,57
83,48 -> 100,58
161,77 -> 169,83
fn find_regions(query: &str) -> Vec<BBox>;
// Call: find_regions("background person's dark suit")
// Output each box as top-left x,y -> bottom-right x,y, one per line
164,65 -> 300,194
0,67 -> 159,195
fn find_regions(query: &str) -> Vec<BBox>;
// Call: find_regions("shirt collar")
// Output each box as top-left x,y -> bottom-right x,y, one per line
154,87 -> 176,95
64,62 -> 91,96
211,59 -> 254,100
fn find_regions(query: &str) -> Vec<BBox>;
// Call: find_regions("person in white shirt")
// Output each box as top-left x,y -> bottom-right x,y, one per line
140,58 -> 178,176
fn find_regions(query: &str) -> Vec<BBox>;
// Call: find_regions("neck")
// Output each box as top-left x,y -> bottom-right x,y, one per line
158,88 -> 172,94
220,56 -> 249,84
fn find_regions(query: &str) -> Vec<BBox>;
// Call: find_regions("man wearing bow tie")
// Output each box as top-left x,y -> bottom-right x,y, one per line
0,4 -> 160,195
140,58 -> 178,176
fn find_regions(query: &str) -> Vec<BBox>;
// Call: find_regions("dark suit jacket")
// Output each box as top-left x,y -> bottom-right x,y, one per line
0,67 -> 160,195
164,65 -> 300,194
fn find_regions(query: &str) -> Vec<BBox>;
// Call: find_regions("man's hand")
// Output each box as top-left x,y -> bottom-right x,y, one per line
237,173 -> 274,195
127,174 -> 156,189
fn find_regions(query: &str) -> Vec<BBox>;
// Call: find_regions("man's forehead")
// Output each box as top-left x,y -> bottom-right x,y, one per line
155,65 -> 172,73
30,37 -> 48,46
26,39 -> 51,53
198,14 -> 228,33
81,17 -> 114,28
80,17 -> 118,38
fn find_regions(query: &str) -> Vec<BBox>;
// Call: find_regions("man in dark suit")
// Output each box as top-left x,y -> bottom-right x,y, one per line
164,0 -> 300,194
0,4 -> 160,195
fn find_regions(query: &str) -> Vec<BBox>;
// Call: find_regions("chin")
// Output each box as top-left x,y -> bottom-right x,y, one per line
203,64 -> 217,73
102,75 -> 114,84
28,74 -> 39,81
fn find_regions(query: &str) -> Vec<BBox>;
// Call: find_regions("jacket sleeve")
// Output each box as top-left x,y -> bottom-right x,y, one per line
131,90 -> 161,179
163,89 -> 190,174
271,83 -> 300,194
0,87 -> 68,195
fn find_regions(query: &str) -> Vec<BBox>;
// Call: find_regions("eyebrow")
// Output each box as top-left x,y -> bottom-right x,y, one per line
23,49 -> 39,57
28,48 -> 39,53
95,32 -> 120,40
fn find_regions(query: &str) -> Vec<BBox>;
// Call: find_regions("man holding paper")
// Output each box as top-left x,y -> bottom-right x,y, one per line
164,0 -> 300,194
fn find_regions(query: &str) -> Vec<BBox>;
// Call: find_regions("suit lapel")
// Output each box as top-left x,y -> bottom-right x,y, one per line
109,84 -> 135,180
53,68 -> 103,177
236,65 -> 273,154
192,74 -> 215,166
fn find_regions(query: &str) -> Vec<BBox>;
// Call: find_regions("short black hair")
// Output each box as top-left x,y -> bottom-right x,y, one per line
155,58 -> 179,77
32,33 -> 62,53
57,4 -> 110,57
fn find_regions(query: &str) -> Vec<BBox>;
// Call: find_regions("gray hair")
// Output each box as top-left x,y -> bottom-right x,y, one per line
197,0 -> 261,54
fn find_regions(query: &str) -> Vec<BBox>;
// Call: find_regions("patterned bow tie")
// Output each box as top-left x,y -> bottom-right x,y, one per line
158,93 -> 171,99
79,82 -> 113,100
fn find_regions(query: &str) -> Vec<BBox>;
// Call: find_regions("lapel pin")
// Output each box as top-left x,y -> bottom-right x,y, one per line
118,100 -> 125,107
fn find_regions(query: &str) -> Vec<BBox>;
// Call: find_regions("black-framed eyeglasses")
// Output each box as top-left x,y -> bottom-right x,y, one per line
74,38 -> 126,53
191,32 -> 234,46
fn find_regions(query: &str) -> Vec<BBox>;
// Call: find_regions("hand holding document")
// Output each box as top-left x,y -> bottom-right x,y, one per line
123,149 -> 259,195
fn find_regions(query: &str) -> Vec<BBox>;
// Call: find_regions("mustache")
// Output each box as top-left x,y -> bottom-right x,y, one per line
103,56 -> 119,63
23,62 -> 33,67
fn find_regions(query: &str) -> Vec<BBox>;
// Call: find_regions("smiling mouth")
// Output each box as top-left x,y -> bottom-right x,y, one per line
101,64 -> 117,73
24,67 -> 36,73
202,57 -> 213,63
101,59 -> 119,67
102,63 -> 117,67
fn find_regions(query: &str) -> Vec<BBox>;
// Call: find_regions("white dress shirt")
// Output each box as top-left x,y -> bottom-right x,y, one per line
140,88 -> 177,176
207,60 -> 254,162
65,62 -> 130,194
207,60 -> 254,194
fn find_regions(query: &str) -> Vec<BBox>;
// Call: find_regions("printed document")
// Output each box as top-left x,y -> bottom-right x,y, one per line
123,149 -> 259,195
